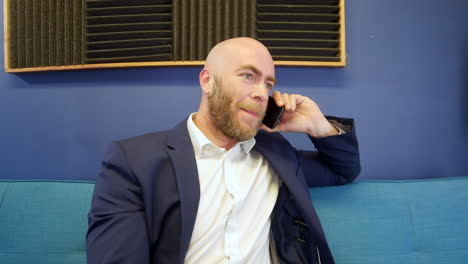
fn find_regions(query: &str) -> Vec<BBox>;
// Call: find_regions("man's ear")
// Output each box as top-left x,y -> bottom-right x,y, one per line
199,68 -> 212,94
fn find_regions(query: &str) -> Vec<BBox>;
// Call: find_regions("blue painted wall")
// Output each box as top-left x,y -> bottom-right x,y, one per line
1,0 -> 467,181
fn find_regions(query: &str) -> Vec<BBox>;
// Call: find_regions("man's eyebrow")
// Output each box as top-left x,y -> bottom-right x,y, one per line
238,64 -> 277,84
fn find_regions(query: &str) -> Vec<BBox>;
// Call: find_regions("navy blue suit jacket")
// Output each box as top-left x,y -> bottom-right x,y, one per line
87,117 -> 360,264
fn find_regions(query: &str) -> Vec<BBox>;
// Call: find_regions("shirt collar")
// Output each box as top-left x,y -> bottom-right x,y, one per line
186,113 -> 256,159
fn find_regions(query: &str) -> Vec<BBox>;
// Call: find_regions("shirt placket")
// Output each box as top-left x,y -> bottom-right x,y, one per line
223,148 -> 243,263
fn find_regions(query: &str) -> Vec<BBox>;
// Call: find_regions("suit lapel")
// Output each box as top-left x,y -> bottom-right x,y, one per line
166,119 -> 200,263
254,132 -> 329,247
253,132 -> 303,200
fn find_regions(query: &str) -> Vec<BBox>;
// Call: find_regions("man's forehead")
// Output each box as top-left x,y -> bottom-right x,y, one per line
230,50 -> 275,74
208,38 -> 275,77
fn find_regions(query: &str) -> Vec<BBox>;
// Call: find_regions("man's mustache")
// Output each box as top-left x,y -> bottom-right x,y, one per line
237,102 -> 266,119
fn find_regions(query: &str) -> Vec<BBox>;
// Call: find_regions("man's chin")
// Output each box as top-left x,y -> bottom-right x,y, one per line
238,124 -> 260,140
221,112 -> 262,141
239,118 -> 260,132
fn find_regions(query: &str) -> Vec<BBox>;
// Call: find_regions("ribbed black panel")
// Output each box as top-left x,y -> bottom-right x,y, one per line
87,54 -> 172,64
7,0 -> 84,68
173,0 -> 256,61
258,22 -> 339,31
259,31 -> 339,39
64,1 -> 73,65
88,6 -> 171,16
40,0 -> 49,66
33,0 -> 41,66
85,0 -> 173,64
56,0 -> 64,66
73,0 -> 83,65
258,0 -> 339,4
24,0 -> 33,67
87,31 -> 171,42
9,0 -> 18,68
257,0 -> 342,62
261,39 -> 338,49
48,0 -> 55,66
87,23 -> 171,34
88,38 -> 171,50
87,45 -> 171,59
16,0 -> 25,68
87,0 -> 172,8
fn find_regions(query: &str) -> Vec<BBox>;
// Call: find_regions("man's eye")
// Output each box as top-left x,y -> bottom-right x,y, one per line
266,83 -> 273,90
243,74 -> 254,80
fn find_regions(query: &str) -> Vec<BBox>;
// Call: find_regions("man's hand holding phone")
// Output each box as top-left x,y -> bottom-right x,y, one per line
261,91 -> 339,138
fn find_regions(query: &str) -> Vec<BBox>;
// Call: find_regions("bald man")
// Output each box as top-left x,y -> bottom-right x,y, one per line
87,37 -> 360,264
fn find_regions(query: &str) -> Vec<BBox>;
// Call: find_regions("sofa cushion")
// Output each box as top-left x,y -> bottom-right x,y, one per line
310,176 -> 468,264
0,180 -> 94,264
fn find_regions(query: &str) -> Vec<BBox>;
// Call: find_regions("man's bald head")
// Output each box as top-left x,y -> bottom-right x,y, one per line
204,37 -> 275,76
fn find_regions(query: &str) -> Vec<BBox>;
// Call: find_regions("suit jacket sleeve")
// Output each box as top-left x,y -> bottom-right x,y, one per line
86,141 -> 150,264
298,117 -> 361,187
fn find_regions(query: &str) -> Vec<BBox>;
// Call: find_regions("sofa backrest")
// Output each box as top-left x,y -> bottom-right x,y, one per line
1,177 -> 467,264
310,177 -> 468,264
0,180 -> 94,264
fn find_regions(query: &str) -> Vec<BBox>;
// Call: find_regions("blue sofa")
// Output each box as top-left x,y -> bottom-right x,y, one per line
1,177 -> 467,264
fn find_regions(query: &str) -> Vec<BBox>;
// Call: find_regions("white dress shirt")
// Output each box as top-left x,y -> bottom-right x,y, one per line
184,113 -> 281,264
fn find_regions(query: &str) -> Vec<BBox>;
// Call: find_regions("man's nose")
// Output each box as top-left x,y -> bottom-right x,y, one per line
251,83 -> 269,102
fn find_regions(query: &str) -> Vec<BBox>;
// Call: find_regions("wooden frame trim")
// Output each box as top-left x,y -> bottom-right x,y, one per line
5,60 -> 346,73
4,0 -> 11,70
339,0 -> 347,66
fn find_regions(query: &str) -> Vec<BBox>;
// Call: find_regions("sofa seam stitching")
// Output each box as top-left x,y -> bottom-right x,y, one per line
0,183 -> 9,208
403,184 -> 418,253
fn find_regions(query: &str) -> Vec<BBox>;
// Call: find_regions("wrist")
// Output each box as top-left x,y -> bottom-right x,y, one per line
306,118 -> 339,138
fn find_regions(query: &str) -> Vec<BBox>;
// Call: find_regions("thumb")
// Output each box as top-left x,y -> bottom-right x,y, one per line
260,123 -> 285,133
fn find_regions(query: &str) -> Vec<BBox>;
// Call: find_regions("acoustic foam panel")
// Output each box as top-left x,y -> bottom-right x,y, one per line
173,0 -> 256,61
257,0 -> 342,62
86,0 -> 173,64
5,0 -> 345,71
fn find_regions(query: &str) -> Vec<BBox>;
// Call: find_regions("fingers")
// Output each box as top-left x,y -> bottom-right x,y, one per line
260,123 -> 284,133
259,124 -> 276,132
272,91 -> 284,107
272,91 -> 304,112
288,94 -> 297,112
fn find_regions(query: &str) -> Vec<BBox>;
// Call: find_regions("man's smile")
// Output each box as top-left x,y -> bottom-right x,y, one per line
241,108 -> 260,118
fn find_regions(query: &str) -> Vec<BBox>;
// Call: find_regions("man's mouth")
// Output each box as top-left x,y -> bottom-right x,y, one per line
241,108 -> 260,118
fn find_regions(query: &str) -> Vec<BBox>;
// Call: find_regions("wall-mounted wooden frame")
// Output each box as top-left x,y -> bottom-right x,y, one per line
4,0 -> 346,73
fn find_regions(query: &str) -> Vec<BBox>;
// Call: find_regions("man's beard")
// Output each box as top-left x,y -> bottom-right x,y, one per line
208,76 -> 265,142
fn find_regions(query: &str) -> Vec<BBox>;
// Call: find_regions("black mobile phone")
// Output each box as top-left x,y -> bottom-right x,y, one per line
262,96 -> 285,129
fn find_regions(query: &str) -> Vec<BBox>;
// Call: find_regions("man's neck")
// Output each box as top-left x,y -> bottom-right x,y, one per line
192,112 -> 238,151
